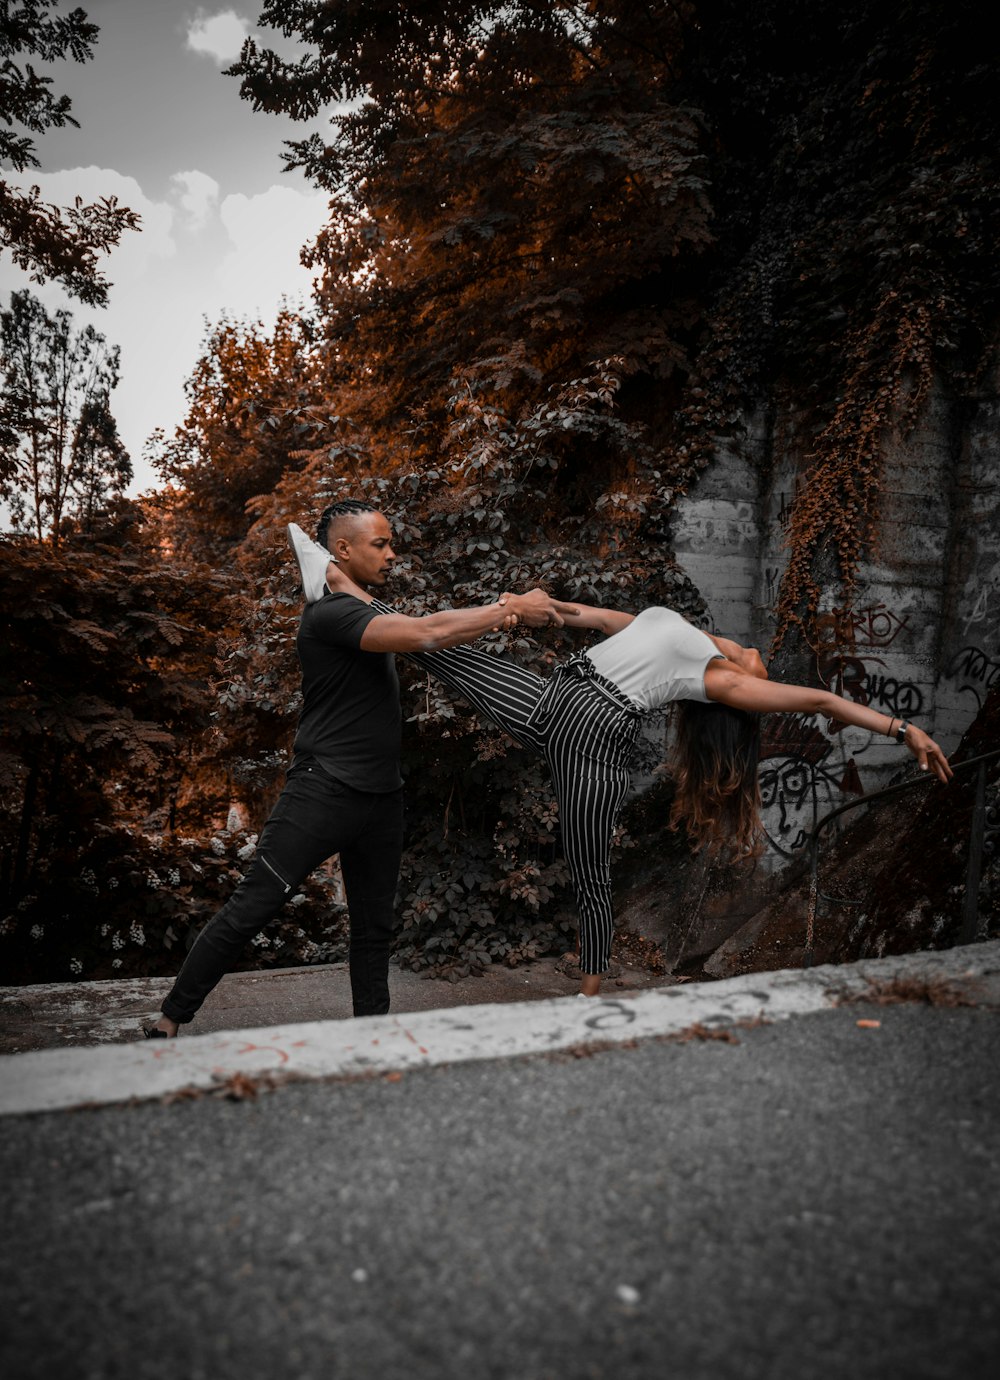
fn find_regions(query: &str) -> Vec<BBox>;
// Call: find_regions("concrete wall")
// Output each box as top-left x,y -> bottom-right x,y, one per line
669,373 -> 1000,872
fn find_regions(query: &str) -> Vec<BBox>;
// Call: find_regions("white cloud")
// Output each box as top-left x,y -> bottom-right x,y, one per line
1,169 -> 329,495
216,184 -> 328,316
171,169 -> 220,231
185,8 -> 251,65
4,166 -> 177,272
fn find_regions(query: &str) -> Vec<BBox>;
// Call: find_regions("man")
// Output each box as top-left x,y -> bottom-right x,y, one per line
144,499 -> 559,1037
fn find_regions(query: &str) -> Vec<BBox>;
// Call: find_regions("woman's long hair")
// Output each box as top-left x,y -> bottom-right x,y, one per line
667,700 -> 764,861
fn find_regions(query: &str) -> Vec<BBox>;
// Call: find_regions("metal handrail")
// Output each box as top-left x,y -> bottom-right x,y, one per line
805,746 -> 1000,967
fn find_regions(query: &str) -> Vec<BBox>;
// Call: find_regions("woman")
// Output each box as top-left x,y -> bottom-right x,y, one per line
296,528 -> 952,996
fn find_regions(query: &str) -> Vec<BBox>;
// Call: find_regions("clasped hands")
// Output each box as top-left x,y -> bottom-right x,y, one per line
495,588 -> 576,629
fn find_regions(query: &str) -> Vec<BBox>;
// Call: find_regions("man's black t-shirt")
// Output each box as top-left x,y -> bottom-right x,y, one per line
292,593 -> 402,792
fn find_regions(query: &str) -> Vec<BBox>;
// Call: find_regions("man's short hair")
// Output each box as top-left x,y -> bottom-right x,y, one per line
316,499 -> 378,549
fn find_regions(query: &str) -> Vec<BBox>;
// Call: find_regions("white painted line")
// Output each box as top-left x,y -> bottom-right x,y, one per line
1,942 -> 996,1116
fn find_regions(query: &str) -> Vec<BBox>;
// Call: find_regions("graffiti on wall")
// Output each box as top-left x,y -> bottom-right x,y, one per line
962,558 -> 1000,637
946,645 -> 1000,708
758,600 -> 923,858
763,565 -> 782,606
758,715 -> 862,857
814,603 -> 911,653
814,604 -> 924,722
818,654 -> 925,720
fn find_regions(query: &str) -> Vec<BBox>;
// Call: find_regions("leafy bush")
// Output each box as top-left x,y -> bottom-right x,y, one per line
0,825 -> 349,985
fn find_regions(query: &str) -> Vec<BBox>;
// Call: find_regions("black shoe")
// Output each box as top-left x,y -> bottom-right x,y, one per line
142,1024 -> 169,1039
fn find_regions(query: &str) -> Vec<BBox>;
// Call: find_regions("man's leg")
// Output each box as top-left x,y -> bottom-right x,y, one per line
155,765 -> 351,1031
339,788 -> 405,1017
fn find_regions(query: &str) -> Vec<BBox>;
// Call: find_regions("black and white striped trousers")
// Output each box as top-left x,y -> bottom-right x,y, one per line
371,601 -> 642,974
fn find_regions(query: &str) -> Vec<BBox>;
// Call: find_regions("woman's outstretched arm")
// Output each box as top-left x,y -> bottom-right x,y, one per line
545,599 -> 636,636
704,663 -> 953,783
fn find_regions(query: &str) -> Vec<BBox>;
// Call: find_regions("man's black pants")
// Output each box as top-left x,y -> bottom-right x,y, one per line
161,759 -> 404,1023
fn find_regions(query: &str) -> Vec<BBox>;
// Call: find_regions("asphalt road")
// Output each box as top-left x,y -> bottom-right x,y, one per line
3,998 -> 998,1380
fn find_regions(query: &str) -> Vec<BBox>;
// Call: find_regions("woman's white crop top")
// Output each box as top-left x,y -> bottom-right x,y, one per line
584,607 -> 723,711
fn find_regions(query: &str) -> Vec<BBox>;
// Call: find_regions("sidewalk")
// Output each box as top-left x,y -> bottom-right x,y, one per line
2,940 -> 998,1116
0,950 -> 668,1056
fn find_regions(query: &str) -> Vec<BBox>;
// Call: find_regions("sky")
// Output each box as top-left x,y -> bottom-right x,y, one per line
1,1 -> 335,493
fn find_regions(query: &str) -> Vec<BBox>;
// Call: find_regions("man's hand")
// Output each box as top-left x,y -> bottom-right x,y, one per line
497,589 -> 565,628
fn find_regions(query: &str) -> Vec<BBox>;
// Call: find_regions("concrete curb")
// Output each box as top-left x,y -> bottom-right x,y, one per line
2,940 -> 997,1117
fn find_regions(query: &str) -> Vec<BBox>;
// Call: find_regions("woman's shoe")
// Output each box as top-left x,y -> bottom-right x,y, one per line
142,1025 -> 169,1039
287,523 -> 334,603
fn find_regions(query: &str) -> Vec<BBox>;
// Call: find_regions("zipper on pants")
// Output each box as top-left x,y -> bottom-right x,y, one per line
259,853 -> 293,894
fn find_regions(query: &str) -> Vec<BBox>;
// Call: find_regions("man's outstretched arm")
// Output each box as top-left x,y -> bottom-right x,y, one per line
359,588 -> 562,652
319,558 -> 564,650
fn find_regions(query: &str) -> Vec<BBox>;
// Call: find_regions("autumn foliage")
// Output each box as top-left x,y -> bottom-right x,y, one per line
2,0 -> 997,981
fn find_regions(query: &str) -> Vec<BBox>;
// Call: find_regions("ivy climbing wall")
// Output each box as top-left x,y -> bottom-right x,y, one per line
670,368 -> 1000,869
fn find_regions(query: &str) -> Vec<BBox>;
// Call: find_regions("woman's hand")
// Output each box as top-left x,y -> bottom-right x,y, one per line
904,724 -> 953,783
493,596 -> 519,632
497,589 -> 565,628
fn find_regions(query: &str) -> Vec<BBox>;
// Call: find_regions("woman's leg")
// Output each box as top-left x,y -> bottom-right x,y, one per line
542,680 -> 641,990
368,598 -> 546,748
369,601 -> 639,990
550,756 -> 633,985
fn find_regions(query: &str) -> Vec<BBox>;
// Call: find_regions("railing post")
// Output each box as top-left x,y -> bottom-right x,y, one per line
959,760 -> 988,946
805,833 -> 820,970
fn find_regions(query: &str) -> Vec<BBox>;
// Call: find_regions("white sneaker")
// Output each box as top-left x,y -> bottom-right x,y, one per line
287,523 -> 334,603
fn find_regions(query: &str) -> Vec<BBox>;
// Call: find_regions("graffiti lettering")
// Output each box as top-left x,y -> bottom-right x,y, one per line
816,644 -> 924,723
964,585 -> 992,634
946,645 -> 1000,706
861,673 -> 924,717
584,1000 -> 638,1031
816,604 -> 912,651
821,653 -> 880,706
850,604 -> 911,648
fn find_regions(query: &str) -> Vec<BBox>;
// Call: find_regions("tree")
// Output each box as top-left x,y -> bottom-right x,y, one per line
68,393 -> 131,535
234,2 -> 710,482
0,0 -> 139,306
0,288 -> 131,546
149,310 -> 323,561
232,0 -> 1000,650
0,535 -> 235,950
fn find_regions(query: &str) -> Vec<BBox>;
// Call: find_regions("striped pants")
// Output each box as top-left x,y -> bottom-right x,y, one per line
371,602 -> 642,974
